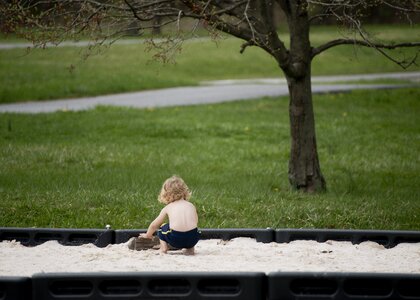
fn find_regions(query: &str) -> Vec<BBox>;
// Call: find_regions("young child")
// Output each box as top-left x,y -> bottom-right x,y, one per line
139,176 -> 199,255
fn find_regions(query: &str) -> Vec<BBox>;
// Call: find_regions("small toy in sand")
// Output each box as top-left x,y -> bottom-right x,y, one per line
127,236 -> 160,250
127,236 -> 178,251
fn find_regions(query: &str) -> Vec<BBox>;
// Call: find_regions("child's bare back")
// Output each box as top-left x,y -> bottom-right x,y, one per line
165,199 -> 198,232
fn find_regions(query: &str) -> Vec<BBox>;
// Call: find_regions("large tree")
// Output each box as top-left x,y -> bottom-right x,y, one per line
2,0 -> 419,192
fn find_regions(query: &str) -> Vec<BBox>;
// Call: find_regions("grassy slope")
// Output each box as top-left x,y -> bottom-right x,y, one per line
0,25 -> 419,103
1,88 -> 419,230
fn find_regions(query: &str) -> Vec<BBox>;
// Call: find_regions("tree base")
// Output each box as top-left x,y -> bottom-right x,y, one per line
289,174 -> 327,193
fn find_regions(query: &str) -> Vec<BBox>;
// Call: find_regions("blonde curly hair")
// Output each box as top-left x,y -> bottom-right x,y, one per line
158,176 -> 191,204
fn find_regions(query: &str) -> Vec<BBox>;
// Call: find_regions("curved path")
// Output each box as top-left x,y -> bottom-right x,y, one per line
0,72 -> 419,114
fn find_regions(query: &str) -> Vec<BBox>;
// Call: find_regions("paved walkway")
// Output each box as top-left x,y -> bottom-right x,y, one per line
0,72 -> 419,114
202,71 -> 420,85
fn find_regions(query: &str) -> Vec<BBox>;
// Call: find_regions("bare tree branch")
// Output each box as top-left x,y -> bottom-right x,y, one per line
312,38 -> 420,68
313,39 -> 420,56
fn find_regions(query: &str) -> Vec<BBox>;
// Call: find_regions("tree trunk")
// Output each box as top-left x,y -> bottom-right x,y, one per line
286,68 -> 326,192
274,0 -> 326,192
152,17 -> 162,35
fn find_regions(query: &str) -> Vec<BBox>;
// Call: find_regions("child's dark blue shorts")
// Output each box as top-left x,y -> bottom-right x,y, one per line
157,223 -> 200,249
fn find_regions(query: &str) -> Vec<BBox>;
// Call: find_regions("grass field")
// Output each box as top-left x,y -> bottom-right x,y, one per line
1,25 -> 419,103
1,88 -> 419,230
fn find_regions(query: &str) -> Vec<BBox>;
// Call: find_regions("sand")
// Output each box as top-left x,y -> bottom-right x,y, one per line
1,238 -> 419,277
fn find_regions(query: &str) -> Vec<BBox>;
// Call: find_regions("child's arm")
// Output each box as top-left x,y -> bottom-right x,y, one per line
139,207 -> 167,239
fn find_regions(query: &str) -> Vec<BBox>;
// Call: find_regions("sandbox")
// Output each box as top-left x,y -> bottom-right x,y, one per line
1,237 -> 420,276
1,227 -> 419,300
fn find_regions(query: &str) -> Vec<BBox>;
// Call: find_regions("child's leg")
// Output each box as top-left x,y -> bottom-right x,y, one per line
183,247 -> 195,255
157,223 -> 171,254
159,239 -> 169,254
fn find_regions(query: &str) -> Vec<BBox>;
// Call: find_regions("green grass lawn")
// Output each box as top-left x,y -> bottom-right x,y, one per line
1,25 -> 419,103
1,88 -> 419,230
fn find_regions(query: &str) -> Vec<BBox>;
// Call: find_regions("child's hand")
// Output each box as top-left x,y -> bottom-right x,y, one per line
139,233 -> 151,239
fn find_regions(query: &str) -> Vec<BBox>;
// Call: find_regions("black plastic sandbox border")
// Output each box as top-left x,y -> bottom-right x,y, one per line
1,227 -> 420,300
2,227 -> 420,247
2,272 -> 420,300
